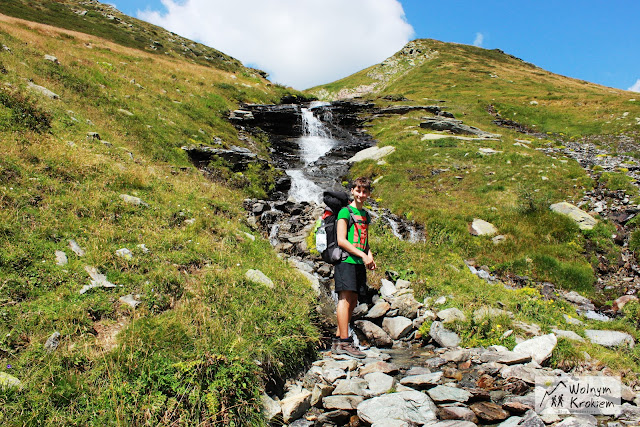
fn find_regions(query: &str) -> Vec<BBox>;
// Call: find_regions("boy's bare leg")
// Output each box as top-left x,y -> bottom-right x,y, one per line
337,290 -> 358,339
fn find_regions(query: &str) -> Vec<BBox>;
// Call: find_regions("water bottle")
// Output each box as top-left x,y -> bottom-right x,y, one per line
316,225 -> 327,252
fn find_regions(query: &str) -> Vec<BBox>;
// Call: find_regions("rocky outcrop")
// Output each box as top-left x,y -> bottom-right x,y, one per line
182,144 -> 268,172
419,116 -> 501,138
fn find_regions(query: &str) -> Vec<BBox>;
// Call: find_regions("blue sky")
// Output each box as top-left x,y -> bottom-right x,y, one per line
112,0 -> 640,91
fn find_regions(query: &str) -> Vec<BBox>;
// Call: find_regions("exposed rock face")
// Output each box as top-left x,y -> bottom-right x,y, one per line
585,329 -> 635,347
182,144 -> 268,172
419,116 -> 501,138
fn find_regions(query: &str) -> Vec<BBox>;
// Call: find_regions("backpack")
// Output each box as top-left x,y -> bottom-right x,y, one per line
315,191 -> 359,265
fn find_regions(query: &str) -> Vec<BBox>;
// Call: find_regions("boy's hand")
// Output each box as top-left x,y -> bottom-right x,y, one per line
363,253 -> 376,270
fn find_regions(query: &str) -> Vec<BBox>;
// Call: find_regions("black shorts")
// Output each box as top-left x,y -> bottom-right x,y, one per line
334,262 -> 367,294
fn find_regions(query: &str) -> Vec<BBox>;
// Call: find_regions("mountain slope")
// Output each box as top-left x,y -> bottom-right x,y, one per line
309,39 -> 640,376
0,8 -> 317,426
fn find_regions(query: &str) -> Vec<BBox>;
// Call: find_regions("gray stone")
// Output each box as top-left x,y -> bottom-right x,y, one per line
322,368 -> 347,384
478,147 -> 503,155
390,294 -> 422,319
261,393 -> 282,422
513,321 -> 541,336
323,395 -> 364,410
428,421 -> 477,427
119,294 -> 141,309
585,329 -> 635,348
396,279 -> 411,289
512,333 -> 557,364
583,310 -> 612,322
419,116 -> 500,138
280,389 -> 311,423
478,350 -> 531,365
117,108 -> 134,116
380,279 -> 397,298
427,385 -> 472,403
469,218 -> 498,236
497,417 -> 522,427
517,409 -> 545,427
359,361 -> 399,376
371,420 -> 409,427
366,300 -> 391,319
310,383 -> 333,407
399,371 -> 443,388
441,349 -> 470,362
405,367 -> 431,376
115,248 -> 133,260
429,321 -> 461,348
55,250 -> 68,266
333,378 -> 369,396
245,269 -> 275,289
555,415 -> 597,427
119,194 -> 149,207
68,239 -> 85,256
562,291 -> 593,306
437,307 -> 466,323
500,365 -> 543,384
348,145 -> 396,163
27,81 -> 59,99
316,410 -> 351,426
0,372 -> 22,390
357,390 -> 437,425
563,313 -> 583,325
364,372 -> 395,396
551,329 -> 585,342
44,331 -> 61,352
352,302 -> 369,318
382,316 -> 414,340
355,320 -> 393,347
434,296 -> 447,305
437,405 -> 478,422
80,266 -> 116,294
550,202 -> 597,230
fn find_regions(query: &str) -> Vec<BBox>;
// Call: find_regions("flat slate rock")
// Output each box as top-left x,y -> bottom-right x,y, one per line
399,371 -> 443,388
585,329 -> 635,347
427,384 -> 472,403
357,390 -> 437,425
550,202 -> 597,230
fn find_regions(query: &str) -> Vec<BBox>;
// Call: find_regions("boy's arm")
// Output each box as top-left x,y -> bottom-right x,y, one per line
337,218 -> 374,267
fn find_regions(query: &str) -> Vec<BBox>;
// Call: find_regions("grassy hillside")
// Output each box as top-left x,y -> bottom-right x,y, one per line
310,39 -> 640,375
0,10 -> 318,426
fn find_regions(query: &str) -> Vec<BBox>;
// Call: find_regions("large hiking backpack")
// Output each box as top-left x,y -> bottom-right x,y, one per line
315,191 -> 357,264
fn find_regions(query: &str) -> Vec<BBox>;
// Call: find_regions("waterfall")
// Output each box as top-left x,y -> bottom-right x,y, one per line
287,104 -> 337,204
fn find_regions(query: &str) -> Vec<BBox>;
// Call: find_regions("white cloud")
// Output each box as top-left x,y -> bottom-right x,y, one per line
139,0 -> 414,89
629,79 -> 640,92
473,32 -> 484,47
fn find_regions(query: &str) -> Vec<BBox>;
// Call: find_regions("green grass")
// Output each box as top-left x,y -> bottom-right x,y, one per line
0,13 -> 318,424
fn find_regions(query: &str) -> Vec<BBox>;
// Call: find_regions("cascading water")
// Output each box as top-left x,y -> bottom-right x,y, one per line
286,102 -> 336,204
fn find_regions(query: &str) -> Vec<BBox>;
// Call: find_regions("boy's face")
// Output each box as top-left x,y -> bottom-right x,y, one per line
351,185 -> 370,203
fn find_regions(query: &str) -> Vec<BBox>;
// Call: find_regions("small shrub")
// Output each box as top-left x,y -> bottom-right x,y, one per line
622,301 -> 640,326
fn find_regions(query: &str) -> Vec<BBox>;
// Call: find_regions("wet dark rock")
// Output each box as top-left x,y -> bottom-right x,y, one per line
182,144 -> 268,172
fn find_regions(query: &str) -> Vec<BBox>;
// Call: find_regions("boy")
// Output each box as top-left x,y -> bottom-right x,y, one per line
333,177 -> 376,358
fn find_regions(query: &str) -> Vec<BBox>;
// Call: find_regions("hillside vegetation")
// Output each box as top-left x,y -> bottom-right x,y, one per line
0,9 -> 318,426
310,39 -> 640,375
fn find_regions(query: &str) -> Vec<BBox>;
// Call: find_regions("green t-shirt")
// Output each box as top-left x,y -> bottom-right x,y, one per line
337,205 -> 370,264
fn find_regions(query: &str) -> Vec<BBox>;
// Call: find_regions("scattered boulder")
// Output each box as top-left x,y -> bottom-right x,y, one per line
429,321 -> 461,348
357,390 -> 438,425
550,202 -> 597,230
245,269 -> 275,289
469,219 -> 498,236
27,81 -> 59,99
512,334 -> 557,365
0,372 -> 22,391
119,294 -> 141,309
348,145 -> 396,163
44,331 -> 61,352
551,329 -> 584,342
470,401 -> 510,422
80,266 -> 116,294
119,194 -> 149,207
427,385 -> 472,403
613,295 -> 638,312
585,329 -> 635,348
437,307 -> 466,323
280,389 -> 311,423
364,372 -> 395,396
68,239 -> 85,257
115,248 -> 133,260
382,316 -> 413,340
55,250 -> 68,266
261,393 -> 282,422
355,320 -> 393,347
323,395 -> 364,410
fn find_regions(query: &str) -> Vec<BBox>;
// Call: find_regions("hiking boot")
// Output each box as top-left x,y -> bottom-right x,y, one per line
334,341 -> 366,359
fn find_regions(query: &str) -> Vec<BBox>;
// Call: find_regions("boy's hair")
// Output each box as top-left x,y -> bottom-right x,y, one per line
351,176 -> 372,192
